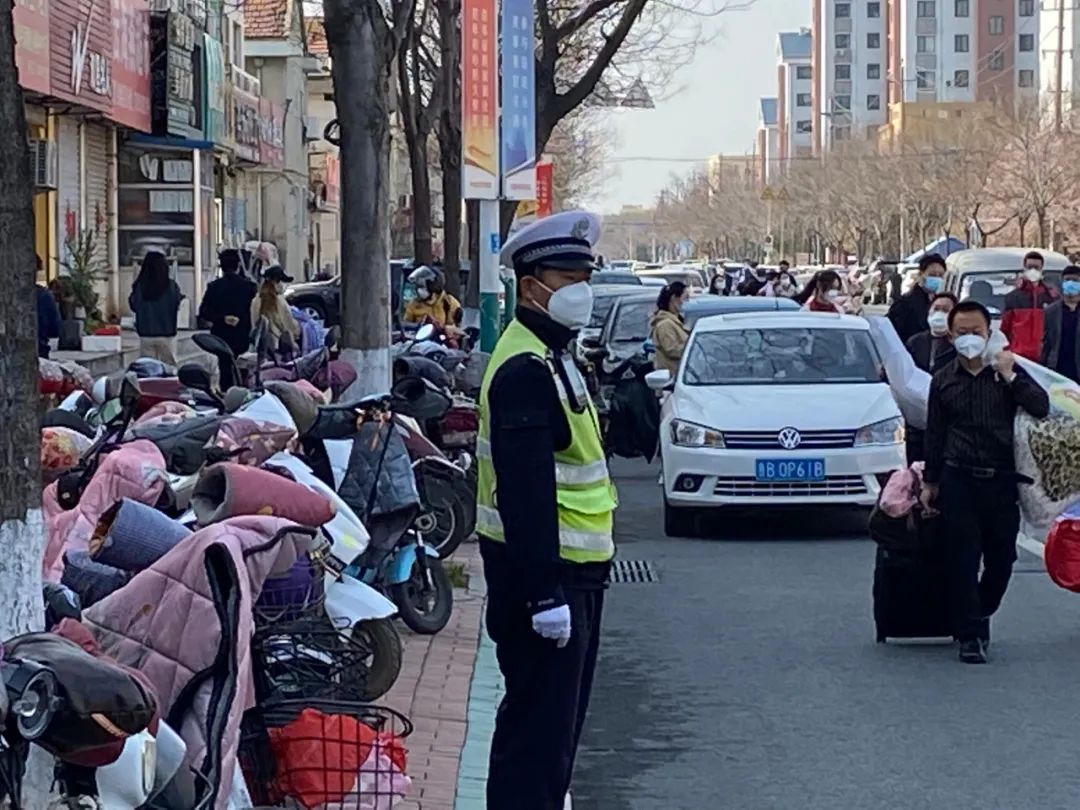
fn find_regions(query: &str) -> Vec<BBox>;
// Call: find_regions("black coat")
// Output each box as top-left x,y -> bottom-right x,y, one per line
903,330 -> 955,464
887,285 -> 932,345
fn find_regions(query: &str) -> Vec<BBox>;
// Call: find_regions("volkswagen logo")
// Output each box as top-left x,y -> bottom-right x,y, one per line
777,427 -> 802,450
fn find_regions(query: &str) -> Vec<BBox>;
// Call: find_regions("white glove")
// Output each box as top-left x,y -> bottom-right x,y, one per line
532,604 -> 572,648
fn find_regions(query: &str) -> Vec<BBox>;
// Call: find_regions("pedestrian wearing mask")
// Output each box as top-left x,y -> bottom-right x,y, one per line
650,282 -> 690,374
1041,264 -> 1080,382
1001,250 -> 1057,360
250,265 -> 300,357
476,211 -> 616,810
796,269 -> 845,312
708,273 -> 726,296
887,253 -> 945,344
921,300 -> 1049,664
404,265 -> 463,328
903,292 -> 958,463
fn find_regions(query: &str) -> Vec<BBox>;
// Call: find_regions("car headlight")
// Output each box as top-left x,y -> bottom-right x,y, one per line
670,419 -> 725,448
855,416 -> 905,446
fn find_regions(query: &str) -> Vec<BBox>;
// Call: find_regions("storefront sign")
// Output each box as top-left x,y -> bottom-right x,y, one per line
150,11 -> 200,138
536,159 -> 553,218
461,0 -> 498,199
258,98 -> 285,168
232,80 -> 260,162
499,0 -> 535,200
202,33 -> 226,143
110,0 -> 150,131
50,0 -> 112,110
14,0 -> 50,95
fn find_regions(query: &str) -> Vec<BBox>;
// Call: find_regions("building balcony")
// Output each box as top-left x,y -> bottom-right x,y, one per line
227,63 -> 260,97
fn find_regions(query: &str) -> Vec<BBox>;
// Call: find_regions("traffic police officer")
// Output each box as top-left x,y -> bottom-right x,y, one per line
476,211 -> 617,809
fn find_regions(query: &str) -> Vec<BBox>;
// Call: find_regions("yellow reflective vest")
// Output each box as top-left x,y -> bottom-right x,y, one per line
476,319 -> 617,564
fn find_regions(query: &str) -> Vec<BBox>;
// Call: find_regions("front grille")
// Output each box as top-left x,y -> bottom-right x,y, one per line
721,429 -> 857,450
713,475 -> 867,497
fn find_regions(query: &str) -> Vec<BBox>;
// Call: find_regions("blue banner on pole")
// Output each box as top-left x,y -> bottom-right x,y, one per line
500,0 -> 536,201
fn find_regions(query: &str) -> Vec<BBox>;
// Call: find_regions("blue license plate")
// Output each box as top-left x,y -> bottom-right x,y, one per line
755,458 -> 826,482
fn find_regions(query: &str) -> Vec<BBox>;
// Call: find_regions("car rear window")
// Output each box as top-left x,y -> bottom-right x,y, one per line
961,270 -> 1061,315
611,300 -> 655,342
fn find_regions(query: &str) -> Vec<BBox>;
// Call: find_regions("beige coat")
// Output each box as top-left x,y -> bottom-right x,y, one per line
650,309 -> 690,374
251,291 -> 300,352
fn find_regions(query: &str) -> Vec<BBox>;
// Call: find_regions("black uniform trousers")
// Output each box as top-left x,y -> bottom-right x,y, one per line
484,582 -> 604,810
939,466 -> 1020,642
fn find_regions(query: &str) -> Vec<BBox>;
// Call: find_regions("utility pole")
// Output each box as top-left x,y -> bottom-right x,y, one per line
1056,0 -> 1066,132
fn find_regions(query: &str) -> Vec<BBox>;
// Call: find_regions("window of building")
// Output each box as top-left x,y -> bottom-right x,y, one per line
836,2 -> 851,17
988,50 -> 1004,70
867,1 -> 881,17
988,15 -> 1004,34
836,63 -> 851,80
1019,69 -> 1035,87
1019,0 -> 1034,15
796,65 -> 812,80
835,94 -> 852,110
833,125 -> 851,141
796,120 -> 813,133
867,94 -> 881,110
953,69 -> 969,87
867,63 -> 881,79
917,0 -> 935,16
917,35 -> 935,53
1019,33 -> 1034,51
954,34 -> 969,52
835,33 -> 851,48
796,92 -> 812,106
954,0 -> 969,14
867,32 -> 880,48
916,69 -> 935,89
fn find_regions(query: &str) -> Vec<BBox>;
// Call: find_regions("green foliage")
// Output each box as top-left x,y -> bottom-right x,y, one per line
57,229 -> 107,331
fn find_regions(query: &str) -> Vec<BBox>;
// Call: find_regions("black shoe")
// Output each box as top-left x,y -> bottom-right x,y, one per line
959,639 -> 988,664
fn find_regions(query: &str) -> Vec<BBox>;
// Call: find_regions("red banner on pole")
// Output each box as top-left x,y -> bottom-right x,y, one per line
536,160 -> 553,218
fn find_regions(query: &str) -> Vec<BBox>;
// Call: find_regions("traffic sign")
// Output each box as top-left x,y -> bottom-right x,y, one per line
761,186 -> 774,201
776,187 -> 790,203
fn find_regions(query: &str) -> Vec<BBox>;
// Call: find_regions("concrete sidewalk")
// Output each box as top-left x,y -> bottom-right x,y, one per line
51,329 -> 207,377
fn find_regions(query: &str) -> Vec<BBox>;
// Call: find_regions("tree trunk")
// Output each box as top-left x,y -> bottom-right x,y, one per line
465,199 -> 480,307
436,0 -> 462,298
406,134 -> 434,265
0,0 -> 50,799
325,0 -> 396,395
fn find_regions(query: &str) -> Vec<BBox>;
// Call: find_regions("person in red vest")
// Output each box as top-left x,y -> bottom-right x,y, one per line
1000,251 -> 1057,360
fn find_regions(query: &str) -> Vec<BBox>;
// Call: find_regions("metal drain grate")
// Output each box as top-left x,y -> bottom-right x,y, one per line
611,560 -> 658,584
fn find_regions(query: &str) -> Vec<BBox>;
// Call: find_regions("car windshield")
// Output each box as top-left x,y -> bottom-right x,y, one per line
683,327 -> 882,385
611,300 -> 655,342
590,293 -> 625,328
961,270 -> 1062,315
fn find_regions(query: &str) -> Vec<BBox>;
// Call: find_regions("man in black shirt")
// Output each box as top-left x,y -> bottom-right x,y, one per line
922,300 -> 1049,664
1040,264 -> 1080,382
197,249 -> 258,363
887,252 -> 945,345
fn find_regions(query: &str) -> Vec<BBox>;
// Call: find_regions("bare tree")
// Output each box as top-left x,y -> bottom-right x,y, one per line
546,108 -> 616,208
324,0 -> 415,393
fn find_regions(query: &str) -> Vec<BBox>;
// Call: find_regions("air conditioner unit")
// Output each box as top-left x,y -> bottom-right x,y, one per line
303,115 -> 320,142
29,139 -> 57,189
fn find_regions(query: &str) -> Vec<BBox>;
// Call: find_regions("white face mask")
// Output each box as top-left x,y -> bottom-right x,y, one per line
954,334 -> 988,359
417,287 -> 431,300
824,289 -> 840,302
927,311 -> 949,335
535,280 -> 594,331
1024,268 -> 1043,283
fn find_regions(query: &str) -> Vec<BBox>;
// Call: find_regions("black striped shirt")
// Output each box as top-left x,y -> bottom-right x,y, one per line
923,360 -> 1049,484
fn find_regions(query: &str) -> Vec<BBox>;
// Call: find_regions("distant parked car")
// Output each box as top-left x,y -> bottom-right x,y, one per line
591,270 -> 642,286
286,259 -> 412,326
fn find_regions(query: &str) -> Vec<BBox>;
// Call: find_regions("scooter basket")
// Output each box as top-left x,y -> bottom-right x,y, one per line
238,699 -> 413,809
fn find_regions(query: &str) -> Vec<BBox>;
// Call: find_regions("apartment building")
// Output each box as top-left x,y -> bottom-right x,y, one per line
1039,0 -> 1079,121
777,31 -> 814,168
756,97 -> 780,186
889,0 -> 1039,110
813,0 -> 889,151
706,154 -> 756,192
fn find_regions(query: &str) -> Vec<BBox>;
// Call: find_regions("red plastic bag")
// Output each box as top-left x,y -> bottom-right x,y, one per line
1045,518 -> 1080,592
268,709 -> 378,808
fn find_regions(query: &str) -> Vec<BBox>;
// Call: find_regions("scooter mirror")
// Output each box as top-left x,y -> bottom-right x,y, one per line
415,323 -> 436,342
178,363 -> 214,393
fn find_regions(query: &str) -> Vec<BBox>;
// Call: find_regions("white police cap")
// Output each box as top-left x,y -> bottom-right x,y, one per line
500,210 -> 602,273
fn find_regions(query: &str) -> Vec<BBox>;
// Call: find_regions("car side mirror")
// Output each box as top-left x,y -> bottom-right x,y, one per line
645,369 -> 673,391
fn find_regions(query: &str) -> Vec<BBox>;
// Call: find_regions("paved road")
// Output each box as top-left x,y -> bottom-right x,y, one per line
573,459 -> 1080,810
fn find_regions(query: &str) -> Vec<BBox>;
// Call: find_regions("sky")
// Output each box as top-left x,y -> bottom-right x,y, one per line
598,0 -> 810,213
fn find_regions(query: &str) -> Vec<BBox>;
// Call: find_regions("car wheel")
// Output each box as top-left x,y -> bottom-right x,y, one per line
300,302 -> 326,324
663,497 -> 699,538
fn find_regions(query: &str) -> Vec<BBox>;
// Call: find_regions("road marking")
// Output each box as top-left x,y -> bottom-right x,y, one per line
1017,532 -> 1045,560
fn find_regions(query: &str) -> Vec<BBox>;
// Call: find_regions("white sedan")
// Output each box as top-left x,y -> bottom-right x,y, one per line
648,311 -> 906,536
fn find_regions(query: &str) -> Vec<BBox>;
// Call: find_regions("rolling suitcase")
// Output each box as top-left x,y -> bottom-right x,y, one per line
872,543 -> 954,642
